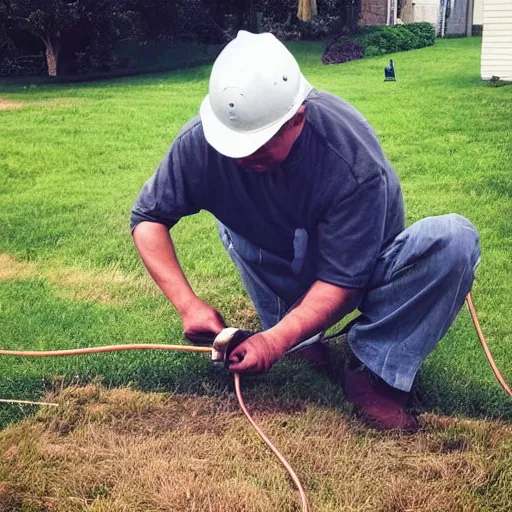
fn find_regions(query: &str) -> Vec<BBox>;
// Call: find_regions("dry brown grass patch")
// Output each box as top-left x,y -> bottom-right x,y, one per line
0,99 -> 24,110
0,252 -> 158,305
227,294 -> 260,330
0,254 -> 37,280
0,98 -> 77,111
46,265 -> 158,305
0,384 -> 511,511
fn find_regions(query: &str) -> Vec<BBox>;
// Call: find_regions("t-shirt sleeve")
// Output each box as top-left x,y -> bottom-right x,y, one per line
315,173 -> 387,289
130,135 -> 203,232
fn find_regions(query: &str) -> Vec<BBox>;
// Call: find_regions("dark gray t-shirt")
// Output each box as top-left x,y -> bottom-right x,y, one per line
131,90 -> 404,290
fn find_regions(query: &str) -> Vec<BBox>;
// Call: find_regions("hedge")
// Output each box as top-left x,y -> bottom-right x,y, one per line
358,22 -> 436,56
323,22 -> 436,64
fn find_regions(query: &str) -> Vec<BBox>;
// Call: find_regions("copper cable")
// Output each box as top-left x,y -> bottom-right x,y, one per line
234,372 -> 310,512
0,344 -> 212,357
465,292 -> 512,398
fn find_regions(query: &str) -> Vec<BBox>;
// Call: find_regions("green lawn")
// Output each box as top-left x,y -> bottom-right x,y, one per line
0,36 -> 511,430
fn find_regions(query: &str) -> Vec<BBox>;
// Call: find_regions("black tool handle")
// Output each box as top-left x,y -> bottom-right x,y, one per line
184,331 -> 218,346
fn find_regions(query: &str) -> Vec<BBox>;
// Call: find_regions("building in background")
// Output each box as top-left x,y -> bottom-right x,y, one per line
359,0 -> 394,25
481,0 -> 512,81
360,0 -> 482,37
400,0 -> 439,27
358,0 -> 511,82
473,0 -> 483,28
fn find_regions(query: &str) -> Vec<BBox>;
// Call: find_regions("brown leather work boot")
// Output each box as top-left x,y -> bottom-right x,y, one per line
343,353 -> 419,433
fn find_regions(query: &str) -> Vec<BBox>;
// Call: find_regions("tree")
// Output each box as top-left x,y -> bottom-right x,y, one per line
0,12 -> 14,58
0,0 -> 86,75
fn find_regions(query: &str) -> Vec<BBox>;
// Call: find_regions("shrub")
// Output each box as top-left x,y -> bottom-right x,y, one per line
363,44 -> 381,56
322,38 -> 364,64
356,22 -> 435,56
0,54 -> 45,76
358,25 -> 420,53
322,22 -> 436,65
403,22 -> 436,47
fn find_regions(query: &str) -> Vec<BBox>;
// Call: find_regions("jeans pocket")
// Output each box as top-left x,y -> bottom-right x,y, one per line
223,227 -> 261,265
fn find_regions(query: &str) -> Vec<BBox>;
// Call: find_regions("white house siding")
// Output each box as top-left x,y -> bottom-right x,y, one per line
413,0 -> 440,24
481,0 -> 512,81
401,0 -> 468,35
474,0 -> 484,25
401,0 -> 440,29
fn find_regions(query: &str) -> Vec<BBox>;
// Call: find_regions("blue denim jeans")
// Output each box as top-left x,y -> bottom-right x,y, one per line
218,214 -> 480,392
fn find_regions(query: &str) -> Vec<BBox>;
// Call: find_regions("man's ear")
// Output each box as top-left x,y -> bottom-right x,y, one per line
278,104 -> 307,134
293,104 -> 307,125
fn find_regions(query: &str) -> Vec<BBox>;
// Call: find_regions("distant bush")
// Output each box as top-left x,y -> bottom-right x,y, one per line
322,38 -> 364,64
403,22 -> 436,47
322,22 -> 435,65
357,23 -> 435,56
0,55 -> 45,76
358,26 -> 418,55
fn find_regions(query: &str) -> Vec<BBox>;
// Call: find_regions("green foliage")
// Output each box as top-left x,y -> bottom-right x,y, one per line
322,22 -> 436,64
4,0 -> 83,39
175,0 -> 353,43
114,40 -> 222,74
259,0 -> 347,40
0,0 -> 117,75
404,22 -> 436,47
0,16 -> 20,75
357,22 -> 435,56
0,0 -> 360,75
322,37 -> 364,64
358,26 -> 418,55
173,0 -> 229,44
0,14 -> 13,54
0,54 -> 45,76
0,0 -> 227,75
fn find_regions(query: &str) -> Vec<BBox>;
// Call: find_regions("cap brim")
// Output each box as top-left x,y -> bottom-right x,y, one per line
200,75 -> 312,159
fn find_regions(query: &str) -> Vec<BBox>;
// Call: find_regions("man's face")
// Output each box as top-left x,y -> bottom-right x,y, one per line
234,106 -> 306,172
234,132 -> 290,172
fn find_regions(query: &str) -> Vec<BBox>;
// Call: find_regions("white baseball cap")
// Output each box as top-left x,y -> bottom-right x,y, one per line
200,31 -> 312,158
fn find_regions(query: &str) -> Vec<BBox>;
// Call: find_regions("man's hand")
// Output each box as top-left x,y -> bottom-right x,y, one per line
181,297 -> 226,342
228,282 -> 362,373
228,331 -> 288,373
132,223 -> 226,343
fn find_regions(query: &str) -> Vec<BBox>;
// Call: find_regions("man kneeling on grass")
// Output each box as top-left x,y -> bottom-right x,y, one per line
130,31 -> 480,432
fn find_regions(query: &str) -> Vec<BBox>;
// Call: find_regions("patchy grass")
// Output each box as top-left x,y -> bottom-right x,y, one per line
0,252 -> 159,306
0,97 -> 76,110
0,383 -> 511,512
0,36 -> 511,509
0,99 -> 24,110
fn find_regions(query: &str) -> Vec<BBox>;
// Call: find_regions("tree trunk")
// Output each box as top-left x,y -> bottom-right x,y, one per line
43,38 -> 59,77
248,0 -> 258,32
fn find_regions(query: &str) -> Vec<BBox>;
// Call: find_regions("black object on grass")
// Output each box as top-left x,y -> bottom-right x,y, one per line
384,60 -> 396,81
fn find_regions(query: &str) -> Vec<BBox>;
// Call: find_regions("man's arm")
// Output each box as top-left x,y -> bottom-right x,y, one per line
228,281 -> 362,372
132,221 -> 225,338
